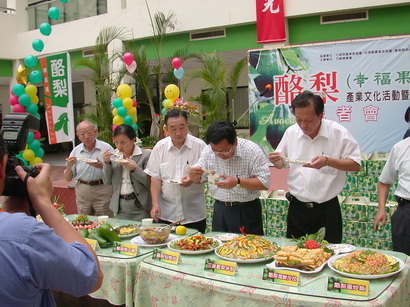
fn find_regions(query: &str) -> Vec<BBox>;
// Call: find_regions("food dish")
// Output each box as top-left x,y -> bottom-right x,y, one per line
327,254 -> 404,279
131,234 -> 178,247
110,157 -> 129,163
266,258 -> 329,274
215,250 -> 274,263
168,238 -> 222,254
115,225 -> 139,239
327,244 -> 355,254
213,233 -> 239,242
287,158 -> 309,165
166,179 -> 182,185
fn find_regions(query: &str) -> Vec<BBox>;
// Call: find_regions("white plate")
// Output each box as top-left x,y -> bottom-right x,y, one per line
110,157 -> 129,163
214,249 -> 274,263
327,254 -> 404,279
327,244 -> 355,254
266,258 -> 330,274
166,180 -> 182,185
213,233 -> 239,242
83,158 -> 98,163
115,226 -> 139,239
130,234 -> 178,247
287,158 -> 309,165
167,238 -> 222,254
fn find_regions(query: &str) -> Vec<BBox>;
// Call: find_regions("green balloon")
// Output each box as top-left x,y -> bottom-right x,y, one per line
27,132 -> 35,143
12,84 -> 25,96
39,23 -> 52,36
18,94 -> 31,107
32,39 -> 44,52
29,70 -> 42,84
123,115 -> 133,125
112,98 -> 123,108
48,7 -> 60,20
26,103 -> 39,115
34,147 -> 45,158
24,55 -> 37,68
28,139 -> 41,151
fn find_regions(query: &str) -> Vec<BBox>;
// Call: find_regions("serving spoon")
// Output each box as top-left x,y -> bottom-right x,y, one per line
158,218 -> 187,231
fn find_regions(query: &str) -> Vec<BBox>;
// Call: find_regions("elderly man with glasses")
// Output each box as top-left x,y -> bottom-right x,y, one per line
190,120 -> 271,235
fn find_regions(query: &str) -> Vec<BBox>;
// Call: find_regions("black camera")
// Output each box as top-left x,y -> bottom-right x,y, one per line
0,113 -> 40,197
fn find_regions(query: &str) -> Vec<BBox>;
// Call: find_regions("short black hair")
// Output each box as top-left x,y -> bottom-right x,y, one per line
205,120 -> 237,145
164,109 -> 188,125
113,124 -> 136,140
405,105 -> 410,123
291,91 -> 324,116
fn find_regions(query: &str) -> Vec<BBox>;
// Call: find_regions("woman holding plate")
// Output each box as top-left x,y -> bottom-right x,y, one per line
102,124 -> 151,220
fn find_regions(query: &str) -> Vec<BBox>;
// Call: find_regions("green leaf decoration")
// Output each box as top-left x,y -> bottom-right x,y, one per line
54,113 -> 69,136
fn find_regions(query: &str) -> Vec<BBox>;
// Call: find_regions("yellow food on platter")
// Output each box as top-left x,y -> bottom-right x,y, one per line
333,250 -> 398,275
216,235 -> 279,260
274,245 -> 332,271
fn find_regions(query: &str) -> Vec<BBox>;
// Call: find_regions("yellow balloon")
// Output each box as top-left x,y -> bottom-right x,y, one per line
163,99 -> 174,109
25,84 -> 37,96
116,84 -> 132,100
112,108 -> 118,116
113,115 -> 123,126
163,124 -> 167,132
132,115 -> 137,123
22,149 -> 35,161
16,65 -> 28,85
164,84 -> 180,102
29,157 -> 42,166
127,107 -> 136,116
123,97 -> 133,109
30,95 -> 39,104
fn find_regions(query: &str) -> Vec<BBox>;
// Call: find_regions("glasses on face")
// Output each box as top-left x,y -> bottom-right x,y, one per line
78,130 -> 95,137
212,146 -> 234,156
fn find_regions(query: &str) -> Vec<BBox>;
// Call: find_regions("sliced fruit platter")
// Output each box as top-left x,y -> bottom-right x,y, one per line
215,235 -> 279,262
71,214 -> 99,230
168,235 -> 221,254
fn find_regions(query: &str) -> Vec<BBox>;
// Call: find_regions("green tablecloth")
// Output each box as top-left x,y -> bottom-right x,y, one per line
134,233 -> 409,307
65,215 -> 198,306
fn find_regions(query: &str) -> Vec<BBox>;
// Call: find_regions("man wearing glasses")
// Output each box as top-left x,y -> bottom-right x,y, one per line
65,120 -> 114,216
190,120 -> 270,235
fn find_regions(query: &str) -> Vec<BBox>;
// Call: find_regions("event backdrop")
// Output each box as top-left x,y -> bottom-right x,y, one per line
40,52 -> 74,144
248,36 -> 410,154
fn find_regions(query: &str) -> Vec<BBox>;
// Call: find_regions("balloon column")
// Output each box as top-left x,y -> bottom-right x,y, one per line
111,84 -> 139,135
161,84 -> 182,137
8,0 -> 72,166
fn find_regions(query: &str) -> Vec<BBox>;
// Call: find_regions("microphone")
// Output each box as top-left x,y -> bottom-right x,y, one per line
259,84 -> 272,97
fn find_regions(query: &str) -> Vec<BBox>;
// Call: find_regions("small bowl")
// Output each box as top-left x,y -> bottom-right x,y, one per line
138,224 -> 171,244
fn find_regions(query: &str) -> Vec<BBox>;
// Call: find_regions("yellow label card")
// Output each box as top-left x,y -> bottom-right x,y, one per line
327,277 -> 369,296
85,238 -> 97,251
204,259 -> 237,276
263,268 -> 300,286
152,249 -> 180,264
112,242 -> 138,256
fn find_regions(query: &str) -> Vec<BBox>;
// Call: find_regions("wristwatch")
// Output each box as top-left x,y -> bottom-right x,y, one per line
236,176 -> 241,187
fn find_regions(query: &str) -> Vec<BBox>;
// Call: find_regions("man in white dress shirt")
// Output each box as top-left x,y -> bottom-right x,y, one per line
144,109 -> 207,233
269,91 -> 361,243
373,136 -> 410,255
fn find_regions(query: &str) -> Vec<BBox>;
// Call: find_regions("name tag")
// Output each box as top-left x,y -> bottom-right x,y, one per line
204,259 -> 237,276
327,277 -> 369,296
152,249 -> 180,264
263,268 -> 300,286
85,238 -> 97,251
112,242 -> 138,256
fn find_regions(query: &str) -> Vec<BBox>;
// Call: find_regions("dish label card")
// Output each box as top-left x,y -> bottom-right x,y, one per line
85,238 -> 97,251
152,249 -> 180,265
204,259 -> 237,276
327,277 -> 369,296
112,242 -> 138,256
263,268 -> 300,286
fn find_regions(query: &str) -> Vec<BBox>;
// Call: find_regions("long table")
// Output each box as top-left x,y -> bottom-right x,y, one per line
134,233 -> 409,307
66,215 -> 198,307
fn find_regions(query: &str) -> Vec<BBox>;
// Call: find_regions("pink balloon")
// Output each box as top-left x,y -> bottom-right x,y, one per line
126,61 -> 137,74
112,125 -> 118,131
9,95 -> 19,106
13,104 -> 26,113
33,131 -> 41,140
172,57 -> 182,69
123,52 -> 134,66
132,98 -> 137,107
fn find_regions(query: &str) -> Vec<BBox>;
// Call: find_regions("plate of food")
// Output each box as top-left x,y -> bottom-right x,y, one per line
115,224 -> 139,239
327,244 -> 355,254
110,157 -> 129,163
83,158 -> 98,163
328,250 -> 404,279
166,179 -> 182,184
168,235 -> 222,254
215,235 -> 279,263
213,233 -> 239,242
286,158 -> 309,165
269,245 -> 335,273
131,234 -> 178,247
71,214 -> 99,231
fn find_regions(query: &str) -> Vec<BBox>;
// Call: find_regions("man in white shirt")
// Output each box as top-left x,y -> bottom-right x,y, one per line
374,136 -> 410,255
144,109 -> 207,233
269,91 -> 361,243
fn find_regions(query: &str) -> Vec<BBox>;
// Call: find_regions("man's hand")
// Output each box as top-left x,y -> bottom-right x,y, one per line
150,204 -> 161,221
65,156 -> 77,167
215,175 -> 236,189
373,209 -> 387,231
189,166 -> 205,183
180,175 -> 192,187
268,152 -> 284,168
303,155 -> 327,169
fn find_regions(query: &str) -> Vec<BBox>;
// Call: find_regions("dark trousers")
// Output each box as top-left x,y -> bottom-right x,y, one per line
158,218 -> 207,234
212,199 -> 264,235
391,197 -> 410,255
286,195 -> 342,243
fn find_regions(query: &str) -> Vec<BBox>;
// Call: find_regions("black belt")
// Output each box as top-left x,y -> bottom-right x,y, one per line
286,192 -> 320,208
78,179 -> 104,186
215,199 -> 258,207
120,193 -> 137,200
396,196 -> 410,206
